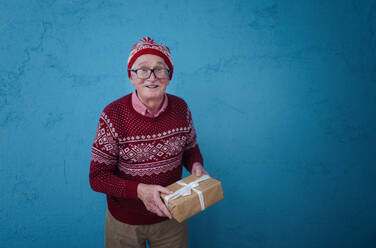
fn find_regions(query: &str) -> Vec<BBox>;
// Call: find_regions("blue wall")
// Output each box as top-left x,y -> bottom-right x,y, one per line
1,0 -> 376,247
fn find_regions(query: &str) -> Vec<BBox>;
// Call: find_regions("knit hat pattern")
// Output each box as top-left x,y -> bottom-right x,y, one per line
127,37 -> 173,79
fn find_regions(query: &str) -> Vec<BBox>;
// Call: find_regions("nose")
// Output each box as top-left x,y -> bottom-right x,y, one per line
148,70 -> 158,82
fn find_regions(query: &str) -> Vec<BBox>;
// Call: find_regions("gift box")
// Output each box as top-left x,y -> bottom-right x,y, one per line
160,174 -> 224,223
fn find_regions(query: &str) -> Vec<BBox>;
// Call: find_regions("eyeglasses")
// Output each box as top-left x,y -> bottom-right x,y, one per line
129,68 -> 170,79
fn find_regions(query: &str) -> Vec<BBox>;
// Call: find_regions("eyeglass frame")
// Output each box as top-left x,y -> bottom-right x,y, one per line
129,67 -> 171,79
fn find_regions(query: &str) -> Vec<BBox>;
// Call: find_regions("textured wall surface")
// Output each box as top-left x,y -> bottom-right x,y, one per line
1,0 -> 376,247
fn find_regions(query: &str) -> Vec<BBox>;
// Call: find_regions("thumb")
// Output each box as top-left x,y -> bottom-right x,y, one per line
157,186 -> 173,195
192,166 -> 202,176
194,169 -> 202,176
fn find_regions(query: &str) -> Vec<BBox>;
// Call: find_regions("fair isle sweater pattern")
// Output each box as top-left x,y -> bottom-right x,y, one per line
91,98 -> 198,177
89,94 -> 203,209
89,93 -> 203,224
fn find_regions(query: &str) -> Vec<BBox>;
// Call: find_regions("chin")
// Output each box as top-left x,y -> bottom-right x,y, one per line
143,91 -> 164,100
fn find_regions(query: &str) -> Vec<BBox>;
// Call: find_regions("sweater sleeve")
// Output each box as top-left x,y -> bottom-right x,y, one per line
89,111 -> 139,199
182,107 -> 204,173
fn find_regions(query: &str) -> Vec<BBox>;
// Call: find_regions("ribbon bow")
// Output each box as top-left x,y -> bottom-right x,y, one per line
163,175 -> 211,211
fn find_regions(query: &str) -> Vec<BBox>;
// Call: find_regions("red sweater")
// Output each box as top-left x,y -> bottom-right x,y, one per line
89,93 -> 203,225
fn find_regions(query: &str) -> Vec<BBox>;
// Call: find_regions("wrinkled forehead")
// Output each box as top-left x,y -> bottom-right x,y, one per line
133,54 -> 168,68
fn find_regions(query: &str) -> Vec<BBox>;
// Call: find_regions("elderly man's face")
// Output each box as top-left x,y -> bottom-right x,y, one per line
130,54 -> 170,103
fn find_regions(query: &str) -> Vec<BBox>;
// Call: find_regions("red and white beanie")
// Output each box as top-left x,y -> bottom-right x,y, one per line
127,37 -> 174,80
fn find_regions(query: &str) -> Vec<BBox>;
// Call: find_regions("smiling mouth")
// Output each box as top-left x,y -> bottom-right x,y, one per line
146,85 -> 159,88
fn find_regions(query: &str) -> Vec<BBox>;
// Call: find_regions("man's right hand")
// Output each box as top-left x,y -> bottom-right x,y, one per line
137,183 -> 173,219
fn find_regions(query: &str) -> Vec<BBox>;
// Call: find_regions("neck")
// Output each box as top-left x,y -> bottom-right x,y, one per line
137,92 -> 164,115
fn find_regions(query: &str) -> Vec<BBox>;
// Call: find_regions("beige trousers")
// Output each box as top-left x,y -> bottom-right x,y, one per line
105,210 -> 188,248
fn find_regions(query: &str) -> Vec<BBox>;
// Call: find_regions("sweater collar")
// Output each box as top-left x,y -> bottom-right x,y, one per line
131,90 -> 168,118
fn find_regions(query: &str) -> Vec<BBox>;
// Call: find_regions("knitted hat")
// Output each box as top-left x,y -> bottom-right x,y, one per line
127,37 -> 173,80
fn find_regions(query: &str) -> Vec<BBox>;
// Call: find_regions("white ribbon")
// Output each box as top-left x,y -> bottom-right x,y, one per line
163,175 -> 211,211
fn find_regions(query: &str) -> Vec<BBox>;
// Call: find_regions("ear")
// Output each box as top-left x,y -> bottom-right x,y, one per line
130,76 -> 136,86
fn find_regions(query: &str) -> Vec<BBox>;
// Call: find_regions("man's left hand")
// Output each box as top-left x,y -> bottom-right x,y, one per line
191,162 -> 209,177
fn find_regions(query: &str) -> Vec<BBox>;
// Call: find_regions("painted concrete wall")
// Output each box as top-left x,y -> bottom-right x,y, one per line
1,0 -> 375,247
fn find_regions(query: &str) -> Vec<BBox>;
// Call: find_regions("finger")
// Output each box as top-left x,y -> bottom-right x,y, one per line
157,200 -> 172,219
193,167 -> 202,176
153,194 -> 172,219
153,207 -> 164,217
147,203 -> 163,217
157,186 -> 173,195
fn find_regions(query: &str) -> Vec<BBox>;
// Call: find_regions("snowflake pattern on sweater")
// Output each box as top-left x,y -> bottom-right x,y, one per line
89,93 -> 203,225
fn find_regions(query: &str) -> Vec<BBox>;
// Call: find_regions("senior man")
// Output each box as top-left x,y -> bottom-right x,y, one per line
89,37 -> 207,248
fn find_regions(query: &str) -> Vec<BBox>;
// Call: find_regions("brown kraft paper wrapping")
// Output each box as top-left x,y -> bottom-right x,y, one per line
160,175 -> 224,223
